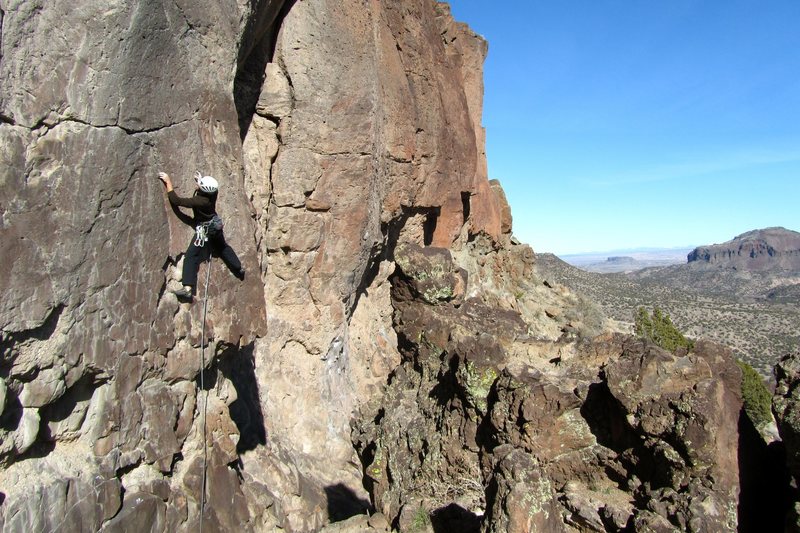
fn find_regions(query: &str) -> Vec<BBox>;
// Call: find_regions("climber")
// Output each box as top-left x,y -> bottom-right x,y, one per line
158,170 -> 245,300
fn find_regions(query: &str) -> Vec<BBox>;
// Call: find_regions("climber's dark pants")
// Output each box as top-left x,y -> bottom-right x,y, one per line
182,233 -> 242,288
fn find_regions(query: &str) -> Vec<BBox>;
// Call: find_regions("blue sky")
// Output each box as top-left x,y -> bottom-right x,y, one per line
447,1 -> 800,255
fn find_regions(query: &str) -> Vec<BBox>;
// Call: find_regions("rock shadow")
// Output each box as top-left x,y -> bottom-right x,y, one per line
580,381 -> 640,454
0,304 -> 65,378
431,503 -> 480,533
324,483 -> 371,523
428,352 -> 460,408
737,409 -> 792,532
217,343 -> 267,453
580,380 -> 673,489
0,389 -> 22,432
350,205 -> 443,315
39,373 -> 102,442
356,440 -> 378,503
234,0 -> 297,139
382,206 -> 441,254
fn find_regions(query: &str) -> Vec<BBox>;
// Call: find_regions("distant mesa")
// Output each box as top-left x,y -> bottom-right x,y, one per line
560,249 -> 691,273
687,227 -> 800,271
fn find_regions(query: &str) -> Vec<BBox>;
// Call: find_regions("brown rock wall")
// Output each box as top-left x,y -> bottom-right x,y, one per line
1,0 -> 508,529
251,1 -> 507,515
1,0 -> 277,530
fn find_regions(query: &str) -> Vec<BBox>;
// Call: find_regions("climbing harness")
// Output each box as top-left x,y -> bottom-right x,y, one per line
194,215 -> 224,248
199,258 -> 212,532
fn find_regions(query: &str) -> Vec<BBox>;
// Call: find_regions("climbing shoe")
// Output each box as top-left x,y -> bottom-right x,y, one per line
171,286 -> 193,300
234,268 -> 245,281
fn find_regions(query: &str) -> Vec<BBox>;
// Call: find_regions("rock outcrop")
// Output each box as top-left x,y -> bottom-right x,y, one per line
354,243 -> 745,531
687,227 -> 800,271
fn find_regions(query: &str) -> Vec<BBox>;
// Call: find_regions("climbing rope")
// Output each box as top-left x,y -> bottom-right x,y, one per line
199,258 -> 212,533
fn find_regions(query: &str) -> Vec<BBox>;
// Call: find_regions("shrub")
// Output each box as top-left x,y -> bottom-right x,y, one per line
410,507 -> 431,531
634,306 -> 695,352
736,359 -> 773,429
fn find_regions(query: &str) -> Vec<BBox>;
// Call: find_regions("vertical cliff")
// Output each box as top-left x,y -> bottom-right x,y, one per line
0,0 -> 507,530
1,0 -> 280,529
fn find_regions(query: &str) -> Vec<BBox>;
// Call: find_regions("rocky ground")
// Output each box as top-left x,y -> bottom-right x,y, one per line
536,253 -> 800,377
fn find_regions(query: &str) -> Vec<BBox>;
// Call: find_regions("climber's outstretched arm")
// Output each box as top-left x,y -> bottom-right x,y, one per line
169,202 -> 194,227
158,171 -> 194,227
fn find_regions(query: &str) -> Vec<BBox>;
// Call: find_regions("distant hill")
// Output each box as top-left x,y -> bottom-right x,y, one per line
687,227 -> 800,271
536,228 -> 800,377
631,227 -> 800,299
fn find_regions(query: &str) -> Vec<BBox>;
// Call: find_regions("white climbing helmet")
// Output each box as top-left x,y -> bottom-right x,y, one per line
195,172 -> 219,193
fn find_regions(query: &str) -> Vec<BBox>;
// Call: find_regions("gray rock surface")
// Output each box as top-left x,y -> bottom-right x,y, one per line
0,0 -> 506,529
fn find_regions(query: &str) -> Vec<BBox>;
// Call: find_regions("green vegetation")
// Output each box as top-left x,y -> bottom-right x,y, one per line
737,359 -> 773,429
460,361 -> 498,414
534,253 -> 799,377
634,306 -> 695,352
410,507 -> 431,531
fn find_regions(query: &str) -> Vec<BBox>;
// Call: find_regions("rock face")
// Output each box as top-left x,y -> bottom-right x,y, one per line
0,0 -> 790,531
687,227 -> 800,270
0,0 -> 504,529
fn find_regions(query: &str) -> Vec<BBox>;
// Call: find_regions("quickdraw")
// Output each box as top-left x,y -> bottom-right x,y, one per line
194,215 -> 223,247
194,223 -> 209,247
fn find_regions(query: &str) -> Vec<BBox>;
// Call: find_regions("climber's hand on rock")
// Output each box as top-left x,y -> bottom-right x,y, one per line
158,172 -> 174,193
194,171 -> 202,184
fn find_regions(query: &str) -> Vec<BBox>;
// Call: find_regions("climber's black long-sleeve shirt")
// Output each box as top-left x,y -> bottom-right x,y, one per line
167,190 -> 217,224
